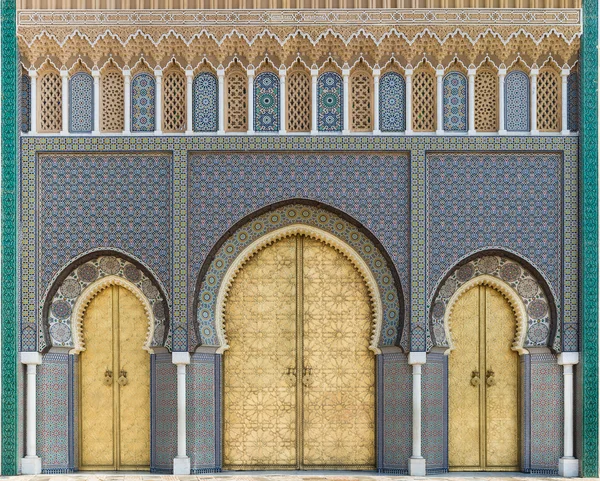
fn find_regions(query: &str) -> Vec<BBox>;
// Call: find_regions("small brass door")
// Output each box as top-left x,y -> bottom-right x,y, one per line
80,285 -> 151,470
223,235 -> 375,469
448,285 -> 519,471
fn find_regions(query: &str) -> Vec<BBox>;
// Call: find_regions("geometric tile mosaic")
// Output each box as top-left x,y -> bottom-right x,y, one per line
151,353 -> 177,472
422,353 -> 448,473
193,72 -> 218,132
254,72 -> 280,132
132,73 -> 156,132
505,71 -> 530,132
317,72 -> 343,132
69,73 -> 93,134
379,72 -> 406,132
568,70 -> 579,132
442,72 -> 467,132
188,153 -> 410,349
20,72 -> 31,133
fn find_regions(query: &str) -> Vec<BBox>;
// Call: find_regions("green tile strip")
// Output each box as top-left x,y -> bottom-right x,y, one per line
1,0 -> 19,475
581,0 -> 599,475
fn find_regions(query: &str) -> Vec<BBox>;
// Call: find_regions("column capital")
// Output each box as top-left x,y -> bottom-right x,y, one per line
530,68 -> 539,76
498,67 -> 507,76
342,67 -> 350,77
217,66 -> 225,77
154,67 -> 163,78
247,67 -> 255,78
172,352 -> 191,365
558,352 -> 580,366
408,352 -> 427,365
467,68 -> 477,77
279,66 -> 287,78
405,68 -> 413,77
310,67 -> 319,77
60,67 -> 69,78
29,68 -> 38,78
20,352 -> 42,365
561,68 -> 571,78
185,67 -> 194,78
91,68 -> 100,78
372,67 -> 381,78
123,66 -> 131,77
435,67 -> 445,77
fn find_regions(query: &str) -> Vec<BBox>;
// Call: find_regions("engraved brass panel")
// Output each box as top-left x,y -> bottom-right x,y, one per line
302,237 -> 375,468
80,285 -> 150,470
449,285 -> 519,471
223,235 -> 374,469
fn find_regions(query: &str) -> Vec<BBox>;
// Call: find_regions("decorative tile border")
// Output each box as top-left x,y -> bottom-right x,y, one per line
580,0 -> 598,474
2,0 -> 19,475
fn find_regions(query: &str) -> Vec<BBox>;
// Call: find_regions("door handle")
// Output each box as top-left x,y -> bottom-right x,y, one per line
118,368 -> 128,386
104,369 -> 113,386
470,370 -> 480,387
486,369 -> 496,387
302,366 -> 312,387
285,367 -> 297,386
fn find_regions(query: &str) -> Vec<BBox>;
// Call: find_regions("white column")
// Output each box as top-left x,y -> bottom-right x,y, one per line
185,68 -> 194,134
247,67 -> 255,134
373,67 -> 381,134
172,352 -> 191,475
217,66 -> 225,134
154,67 -> 163,135
530,67 -> 539,134
311,67 -> 318,135
558,352 -> 579,477
60,68 -> 69,135
467,67 -> 476,135
21,352 -> 43,475
29,69 -> 38,134
279,66 -> 287,135
342,67 -> 350,134
560,67 -> 570,135
408,352 -> 427,475
92,69 -> 101,134
405,67 -> 413,134
123,67 -> 131,134
498,67 -> 507,134
435,68 -> 444,134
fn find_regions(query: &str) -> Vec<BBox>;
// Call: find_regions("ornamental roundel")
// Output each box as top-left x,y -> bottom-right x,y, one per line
44,255 -> 168,352
195,204 -> 405,351
442,72 -> 467,132
379,72 -> 406,132
131,73 -> 156,132
317,72 -> 343,132
254,72 -> 280,132
428,254 -> 557,352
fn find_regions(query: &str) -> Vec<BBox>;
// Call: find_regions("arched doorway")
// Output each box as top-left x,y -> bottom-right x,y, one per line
79,285 -> 151,470
223,235 -> 375,470
448,285 -> 519,471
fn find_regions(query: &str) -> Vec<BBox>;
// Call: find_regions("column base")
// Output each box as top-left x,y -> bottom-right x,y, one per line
499,129 -> 508,135
559,457 -> 579,477
173,456 -> 191,475
21,456 -> 42,475
561,130 -> 571,135
468,129 -> 477,135
408,456 -> 426,476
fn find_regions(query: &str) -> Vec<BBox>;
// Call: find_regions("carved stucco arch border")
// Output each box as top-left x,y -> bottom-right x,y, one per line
443,274 -> 528,356
70,275 -> 155,355
214,224 -> 383,355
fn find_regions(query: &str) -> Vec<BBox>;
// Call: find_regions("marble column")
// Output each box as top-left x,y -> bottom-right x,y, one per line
29,69 -> 38,134
217,66 -> 225,134
172,352 -> 191,475
185,67 -> 194,134
498,66 -> 507,134
60,68 -> 69,135
530,67 -> 539,134
342,67 -> 350,134
123,67 -> 131,134
405,67 -> 413,134
467,66 -> 476,134
154,67 -> 163,135
21,352 -> 43,475
248,67 -> 255,134
373,67 -> 381,134
558,352 -> 579,477
408,352 -> 427,475
311,67 -> 318,134
279,66 -> 287,134
435,68 -> 444,134
560,67 -> 570,135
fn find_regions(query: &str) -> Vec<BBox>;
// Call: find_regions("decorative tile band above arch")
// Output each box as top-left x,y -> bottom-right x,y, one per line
428,254 -> 558,353
43,254 -> 169,352
195,204 -> 404,351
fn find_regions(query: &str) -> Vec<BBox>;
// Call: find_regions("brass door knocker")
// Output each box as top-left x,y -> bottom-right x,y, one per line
470,370 -> 480,387
486,369 -> 496,387
118,368 -> 128,386
104,369 -> 113,386
285,367 -> 297,387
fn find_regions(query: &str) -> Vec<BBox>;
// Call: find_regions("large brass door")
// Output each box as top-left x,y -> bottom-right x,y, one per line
223,235 -> 375,469
448,285 -> 519,471
80,285 -> 151,470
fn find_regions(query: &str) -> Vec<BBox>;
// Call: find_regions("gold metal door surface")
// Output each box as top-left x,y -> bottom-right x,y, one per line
448,285 -> 519,471
80,285 -> 150,470
302,237 -> 375,468
223,235 -> 374,470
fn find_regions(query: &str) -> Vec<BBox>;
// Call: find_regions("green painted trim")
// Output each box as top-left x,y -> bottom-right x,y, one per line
580,0 -> 599,475
1,0 -> 19,475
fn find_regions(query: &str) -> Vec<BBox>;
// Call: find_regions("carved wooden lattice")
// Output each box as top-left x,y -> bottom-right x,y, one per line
163,69 -> 186,132
412,69 -> 435,132
350,66 -> 373,131
226,68 -> 248,132
475,69 -> 498,132
101,69 -> 124,132
287,68 -> 311,132
38,70 -> 62,132
537,68 -> 560,132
